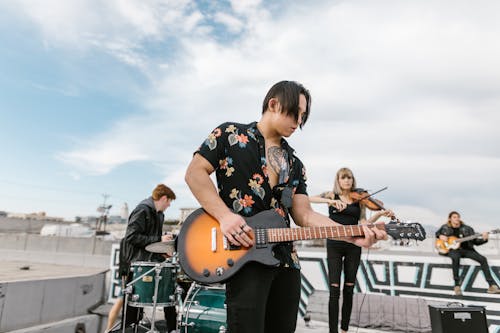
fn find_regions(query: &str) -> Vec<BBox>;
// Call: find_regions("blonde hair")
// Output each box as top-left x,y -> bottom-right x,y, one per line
332,167 -> 366,220
333,167 -> 356,195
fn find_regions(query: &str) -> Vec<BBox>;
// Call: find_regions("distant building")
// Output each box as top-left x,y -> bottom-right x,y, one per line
7,211 -> 64,222
108,215 -> 126,224
79,216 -> 98,226
120,203 -> 129,220
179,207 -> 198,224
40,223 -> 94,237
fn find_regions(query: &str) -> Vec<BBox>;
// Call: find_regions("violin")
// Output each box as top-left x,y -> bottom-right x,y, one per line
349,188 -> 386,211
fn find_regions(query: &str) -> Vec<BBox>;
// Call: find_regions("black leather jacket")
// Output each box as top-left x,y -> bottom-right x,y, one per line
435,223 -> 488,250
124,197 -> 164,263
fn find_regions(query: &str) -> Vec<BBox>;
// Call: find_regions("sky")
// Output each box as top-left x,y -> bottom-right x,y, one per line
0,0 -> 499,230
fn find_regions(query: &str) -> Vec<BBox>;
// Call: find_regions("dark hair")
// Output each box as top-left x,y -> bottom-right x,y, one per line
261,80 -> 311,128
447,211 -> 463,226
152,184 -> 176,201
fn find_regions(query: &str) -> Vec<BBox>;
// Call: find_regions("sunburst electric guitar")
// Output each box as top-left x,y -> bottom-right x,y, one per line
435,229 -> 500,254
178,208 -> 426,284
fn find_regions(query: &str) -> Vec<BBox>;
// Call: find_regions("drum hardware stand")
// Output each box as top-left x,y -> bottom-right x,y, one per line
177,282 -> 200,331
174,284 -> 186,332
121,285 -> 141,333
146,263 -> 164,333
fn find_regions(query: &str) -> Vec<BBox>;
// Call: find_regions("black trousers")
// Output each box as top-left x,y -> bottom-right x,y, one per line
327,243 -> 362,333
225,262 -> 301,333
446,248 -> 494,286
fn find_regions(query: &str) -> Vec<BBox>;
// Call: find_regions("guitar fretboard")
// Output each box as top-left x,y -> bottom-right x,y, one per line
456,233 -> 485,243
267,224 -> 386,243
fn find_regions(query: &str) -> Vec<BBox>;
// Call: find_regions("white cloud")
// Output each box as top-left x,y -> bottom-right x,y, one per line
213,12 -> 244,34
4,0 -> 500,226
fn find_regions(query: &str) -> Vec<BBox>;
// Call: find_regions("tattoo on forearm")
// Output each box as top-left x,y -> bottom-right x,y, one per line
267,146 -> 289,183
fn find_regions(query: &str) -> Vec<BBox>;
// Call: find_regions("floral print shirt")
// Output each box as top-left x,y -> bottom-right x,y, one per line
196,121 -> 308,268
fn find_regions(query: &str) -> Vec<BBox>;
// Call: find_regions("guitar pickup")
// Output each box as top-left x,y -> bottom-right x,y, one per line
211,227 -> 217,252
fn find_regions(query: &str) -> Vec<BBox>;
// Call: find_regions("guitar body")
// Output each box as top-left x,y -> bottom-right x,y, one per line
178,208 -> 286,284
435,236 -> 460,254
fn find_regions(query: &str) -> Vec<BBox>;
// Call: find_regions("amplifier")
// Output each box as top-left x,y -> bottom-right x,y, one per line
428,304 -> 488,333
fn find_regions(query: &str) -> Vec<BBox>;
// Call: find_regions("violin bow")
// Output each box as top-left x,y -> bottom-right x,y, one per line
352,186 -> 388,203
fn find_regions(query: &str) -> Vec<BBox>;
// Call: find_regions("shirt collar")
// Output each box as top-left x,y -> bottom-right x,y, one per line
248,121 -> 295,155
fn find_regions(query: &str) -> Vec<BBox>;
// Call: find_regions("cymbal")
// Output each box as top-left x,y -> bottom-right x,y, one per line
145,240 -> 175,256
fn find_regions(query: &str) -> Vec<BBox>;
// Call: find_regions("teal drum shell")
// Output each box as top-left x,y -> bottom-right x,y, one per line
129,261 -> 177,307
181,284 -> 227,333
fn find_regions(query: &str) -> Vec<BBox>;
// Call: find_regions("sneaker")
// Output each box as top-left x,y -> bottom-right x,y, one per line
454,286 -> 462,296
487,285 -> 500,294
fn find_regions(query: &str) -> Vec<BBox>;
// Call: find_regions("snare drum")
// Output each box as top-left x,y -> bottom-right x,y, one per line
180,284 -> 227,333
129,261 -> 177,307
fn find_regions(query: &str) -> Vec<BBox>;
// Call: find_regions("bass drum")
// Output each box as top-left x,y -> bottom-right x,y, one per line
180,283 -> 227,333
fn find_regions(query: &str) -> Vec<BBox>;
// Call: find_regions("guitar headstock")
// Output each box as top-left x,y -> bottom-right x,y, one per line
385,220 -> 426,241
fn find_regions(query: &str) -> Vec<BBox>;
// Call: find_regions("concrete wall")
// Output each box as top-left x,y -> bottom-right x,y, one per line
0,233 -> 114,269
0,233 -> 27,251
7,315 -> 99,333
0,217 -> 57,234
0,233 -> 113,255
0,272 -> 106,332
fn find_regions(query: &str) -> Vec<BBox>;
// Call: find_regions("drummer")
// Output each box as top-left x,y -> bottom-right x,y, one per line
109,184 -> 177,333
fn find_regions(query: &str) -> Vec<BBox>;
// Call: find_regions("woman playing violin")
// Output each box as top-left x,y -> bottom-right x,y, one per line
309,167 -> 393,333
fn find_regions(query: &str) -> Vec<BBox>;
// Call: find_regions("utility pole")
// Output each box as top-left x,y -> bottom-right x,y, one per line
96,193 -> 112,235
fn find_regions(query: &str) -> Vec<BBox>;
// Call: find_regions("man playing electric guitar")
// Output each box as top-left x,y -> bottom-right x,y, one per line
184,81 -> 387,333
435,211 -> 500,295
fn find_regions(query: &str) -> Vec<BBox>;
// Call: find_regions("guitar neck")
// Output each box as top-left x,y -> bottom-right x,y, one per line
456,233 -> 482,243
266,224 -> 386,243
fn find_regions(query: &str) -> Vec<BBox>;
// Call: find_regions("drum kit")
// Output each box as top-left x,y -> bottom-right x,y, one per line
117,240 -> 227,333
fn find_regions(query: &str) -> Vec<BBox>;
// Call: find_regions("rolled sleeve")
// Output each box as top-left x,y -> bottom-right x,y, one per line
196,123 -> 228,171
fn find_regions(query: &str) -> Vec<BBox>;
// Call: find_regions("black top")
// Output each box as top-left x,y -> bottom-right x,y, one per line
196,121 -> 308,268
327,194 -> 361,248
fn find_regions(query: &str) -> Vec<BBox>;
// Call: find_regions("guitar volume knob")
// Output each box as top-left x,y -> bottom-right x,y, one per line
216,267 -> 225,276
203,269 -> 210,277
227,259 -> 234,266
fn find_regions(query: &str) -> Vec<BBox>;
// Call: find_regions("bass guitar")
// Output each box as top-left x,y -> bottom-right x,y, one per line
178,208 -> 426,284
435,229 -> 500,254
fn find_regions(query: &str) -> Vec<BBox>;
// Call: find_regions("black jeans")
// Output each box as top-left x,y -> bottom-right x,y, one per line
447,248 -> 494,286
225,261 -> 301,333
327,243 -> 361,333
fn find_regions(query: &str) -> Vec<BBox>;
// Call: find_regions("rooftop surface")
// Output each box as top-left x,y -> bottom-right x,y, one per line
0,260 -> 107,282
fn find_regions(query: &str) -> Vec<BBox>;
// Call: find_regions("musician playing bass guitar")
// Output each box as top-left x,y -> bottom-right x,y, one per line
435,211 -> 500,295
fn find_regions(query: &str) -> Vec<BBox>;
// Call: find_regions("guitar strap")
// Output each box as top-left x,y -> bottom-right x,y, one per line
277,152 -> 296,214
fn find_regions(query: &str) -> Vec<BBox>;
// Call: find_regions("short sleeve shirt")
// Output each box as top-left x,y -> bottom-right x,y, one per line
195,121 -> 308,268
